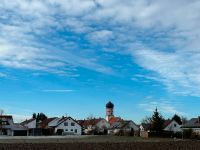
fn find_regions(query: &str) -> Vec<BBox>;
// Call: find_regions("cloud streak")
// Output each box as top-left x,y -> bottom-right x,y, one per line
1,0 -> 200,96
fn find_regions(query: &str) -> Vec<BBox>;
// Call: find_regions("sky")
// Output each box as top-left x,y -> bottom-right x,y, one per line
0,0 -> 200,123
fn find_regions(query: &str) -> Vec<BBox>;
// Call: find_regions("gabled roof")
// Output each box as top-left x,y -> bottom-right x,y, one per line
39,117 -> 57,128
110,120 -> 137,129
0,115 -> 13,119
182,118 -> 200,128
12,123 -> 28,131
21,118 -> 36,125
77,118 -> 104,127
108,117 -> 122,125
56,117 -> 81,127
164,119 -> 173,128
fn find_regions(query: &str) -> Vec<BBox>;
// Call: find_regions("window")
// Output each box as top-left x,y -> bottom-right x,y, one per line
64,122 -> 68,126
71,129 -> 73,132
174,124 -> 177,127
75,129 -> 77,133
65,129 -> 68,132
71,122 -> 75,126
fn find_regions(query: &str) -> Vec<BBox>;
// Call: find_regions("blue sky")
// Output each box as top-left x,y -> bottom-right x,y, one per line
0,0 -> 200,123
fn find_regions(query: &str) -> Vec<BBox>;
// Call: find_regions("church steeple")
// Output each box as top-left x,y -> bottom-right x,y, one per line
106,101 -> 114,121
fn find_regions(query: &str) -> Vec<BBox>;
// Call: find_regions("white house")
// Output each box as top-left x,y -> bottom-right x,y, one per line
21,118 -> 37,135
164,120 -> 182,133
54,117 -> 82,135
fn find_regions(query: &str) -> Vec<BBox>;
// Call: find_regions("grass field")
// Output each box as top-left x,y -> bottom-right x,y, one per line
0,135 -> 177,143
0,136 -> 199,150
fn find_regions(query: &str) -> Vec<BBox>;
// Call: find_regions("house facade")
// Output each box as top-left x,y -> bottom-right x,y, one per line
55,117 -> 82,135
21,118 -> 37,136
0,115 -> 28,136
0,115 -> 14,136
163,119 -> 182,133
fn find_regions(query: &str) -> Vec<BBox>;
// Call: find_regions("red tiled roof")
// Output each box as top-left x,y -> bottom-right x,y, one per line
40,118 -> 56,128
164,119 -> 173,128
108,117 -> 122,125
77,118 -> 102,127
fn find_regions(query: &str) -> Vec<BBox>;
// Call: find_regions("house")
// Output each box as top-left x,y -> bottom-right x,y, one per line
0,115 -> 15,136
163,119 -> 182,133
108,120 -> 139,136
181,117 -> 200,135
21,118 -> 37,135
54,117 -> 82,135
78,118 -> 110,135
0,115 -> 28,136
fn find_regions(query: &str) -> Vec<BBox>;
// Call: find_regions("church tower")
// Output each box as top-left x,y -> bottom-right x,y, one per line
106,101 -> 114,121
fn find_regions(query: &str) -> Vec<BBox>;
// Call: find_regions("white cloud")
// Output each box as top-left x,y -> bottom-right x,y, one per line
1,0 -> 200,96
11,114 -> 31,123
139,97 -> 185,116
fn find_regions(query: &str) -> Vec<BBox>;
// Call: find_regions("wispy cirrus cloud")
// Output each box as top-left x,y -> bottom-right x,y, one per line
1,0 -> 200,96
42,89 -> 75,93
138,96 -> 185,116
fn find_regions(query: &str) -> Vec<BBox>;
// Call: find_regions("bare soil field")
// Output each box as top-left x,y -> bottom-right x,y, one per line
0,136 -> 199,150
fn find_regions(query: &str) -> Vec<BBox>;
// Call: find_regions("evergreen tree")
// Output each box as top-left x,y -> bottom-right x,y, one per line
172,114 -> 182,125
32,113 -> 37,119
151,108 -> 165,132
39,113 -> 47,121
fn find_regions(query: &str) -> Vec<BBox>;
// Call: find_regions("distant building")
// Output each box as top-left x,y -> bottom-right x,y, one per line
105,101 -> 139,136
0,115 -> 28,136
106,101 -> 114,121
21,118 -> 37,135
39,117 -> 82,135
181,117 -> 200,135
108,120 -> 139,136
54,117 -> 82,135
163,119 -> 182,133
78,118 -> 110,135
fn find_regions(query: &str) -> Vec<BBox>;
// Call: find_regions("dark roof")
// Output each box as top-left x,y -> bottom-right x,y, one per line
0,115 -> 13,119
106,101 -> 114,108
110,120 -> 137,129
182,118 -> 200,128
39,117 -> 56,128
21,118 -> 35,125
77,118 -> 103,127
